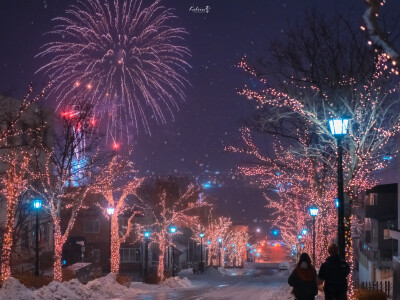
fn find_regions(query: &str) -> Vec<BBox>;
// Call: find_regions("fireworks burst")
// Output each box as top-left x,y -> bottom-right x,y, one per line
36,0 -> 190,144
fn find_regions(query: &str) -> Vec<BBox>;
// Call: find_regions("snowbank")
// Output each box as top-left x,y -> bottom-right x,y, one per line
0,273 -> 195,300
35,279 -> 95,300
0,277 -> 37,300
85,273 -> 130,298
161,276 -> 193,288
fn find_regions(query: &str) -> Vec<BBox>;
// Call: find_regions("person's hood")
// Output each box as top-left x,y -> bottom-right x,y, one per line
295,264 -> 316,281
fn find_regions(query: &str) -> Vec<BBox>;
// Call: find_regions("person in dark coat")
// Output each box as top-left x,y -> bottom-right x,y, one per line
288,253 -> 318,300
318,244 -> 350,300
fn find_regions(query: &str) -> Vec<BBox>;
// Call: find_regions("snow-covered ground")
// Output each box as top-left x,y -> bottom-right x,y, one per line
0,273 -> 196,300
0,267 -> 325,300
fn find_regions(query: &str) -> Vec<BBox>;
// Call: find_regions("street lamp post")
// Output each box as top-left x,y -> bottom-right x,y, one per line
33,199 -> 42,277
218,238 -> 222,267
329,117 -> 349,260
106,207 -> 115,273
144,231 -> 150,278
169,226 -> 177,277
309,206 -> 319,265
199,232 -> 204,273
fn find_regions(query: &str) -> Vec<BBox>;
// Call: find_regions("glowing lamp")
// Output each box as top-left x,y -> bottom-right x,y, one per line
272,229 -> 279,236
256,253 -> 260,256
256,228 -> 261,233
298,235 -> 302,240
232,244 -> 235,247
169,226 -> 177,233
302,229 -> 308,235
335,198 -> 339,208
309,206 -> 319,217
144,231 -> 150,238
246,243 -> 250,247
199,232 -> 204,238
218,238 -> 222,243
106,207 -> 115,215
32,199 -> 42,209
328,118 -> 349,136
207,240 -> 211,245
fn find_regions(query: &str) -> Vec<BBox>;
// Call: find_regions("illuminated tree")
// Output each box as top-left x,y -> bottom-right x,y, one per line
138,178 -> 206,281
91,154 -> 144,274
0,85 -> 48,280
363,0 -> 400,68
229,128 -> 336,266
0,84 -> 48,148
30,106 -> 100,281
193,215 -> 231,266
0,152 -> 30,280
224,227 -> 249,267
235,14 -> 400,295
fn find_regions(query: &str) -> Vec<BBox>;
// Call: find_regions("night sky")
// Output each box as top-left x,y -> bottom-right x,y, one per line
0,0 -> 368,229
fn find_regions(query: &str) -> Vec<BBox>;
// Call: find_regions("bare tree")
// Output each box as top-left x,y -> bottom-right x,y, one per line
30,105 -> 102,281
137,177 -> 207,281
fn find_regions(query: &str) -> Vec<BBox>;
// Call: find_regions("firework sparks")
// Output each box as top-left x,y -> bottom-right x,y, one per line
36,0 -> 190,144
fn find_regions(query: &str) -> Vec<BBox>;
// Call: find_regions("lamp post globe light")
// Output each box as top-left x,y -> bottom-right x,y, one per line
309,206 -> 319,265
169,226 -> 177,276
329,117 -> 349,260
302,229 -> 308,235
33,199 -> 42,276
199,232 -> 204,273
106,207 -> 115,273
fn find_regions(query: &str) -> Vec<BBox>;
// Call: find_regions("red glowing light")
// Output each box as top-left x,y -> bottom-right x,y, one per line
74,81 -> 80,87
90,118 -> 96,126
112,142 -> 120,150
87,84 -> 92,89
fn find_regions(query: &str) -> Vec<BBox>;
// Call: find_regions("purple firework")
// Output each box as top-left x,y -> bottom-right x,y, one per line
36,0 -> 190,144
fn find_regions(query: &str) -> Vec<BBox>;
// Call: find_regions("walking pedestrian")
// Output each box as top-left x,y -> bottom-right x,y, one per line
288,253 -> 318,300
318,244 -> 350,300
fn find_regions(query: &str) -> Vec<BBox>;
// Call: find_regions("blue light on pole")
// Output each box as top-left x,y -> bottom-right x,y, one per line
309,207 -> 319,217
169,226 -> 177,234
232,244 -> 235,247
33,199 -> 42,209
218,238 -> 222,243
207,240 -> 211,245
199,232 -> 204,238
335,198 -> 339,208
272,229 -> 279,236
302,229 -> 308,235
106,207 -> 115,215
298,235 -> 302,240
144,231 -> 150,238
328,118 -> 349,136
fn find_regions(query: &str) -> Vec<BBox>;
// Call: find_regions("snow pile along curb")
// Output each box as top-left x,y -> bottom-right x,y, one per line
0,277 -> 37,300
161,276 -> 193,288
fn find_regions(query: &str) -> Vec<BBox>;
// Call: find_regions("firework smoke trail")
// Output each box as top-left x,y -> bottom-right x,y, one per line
36,0 -> 190,145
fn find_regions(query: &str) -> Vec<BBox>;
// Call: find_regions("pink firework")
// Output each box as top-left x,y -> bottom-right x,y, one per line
36,0 -> 190,144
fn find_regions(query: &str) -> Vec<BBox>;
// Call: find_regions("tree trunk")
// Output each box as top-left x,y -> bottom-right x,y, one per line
53,223 -> 63,282
158,247 -> 165,281
110,215 -> 120,274
0,197 -> 16,280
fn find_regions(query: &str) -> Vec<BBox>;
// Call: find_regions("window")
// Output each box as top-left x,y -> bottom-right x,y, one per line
92,249 -> 100,262
120,248 -> 141,263
84,220 -> 100,233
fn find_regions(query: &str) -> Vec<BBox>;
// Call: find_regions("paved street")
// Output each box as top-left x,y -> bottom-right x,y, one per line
114,266 -> 302,300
